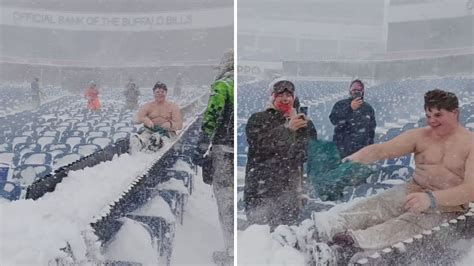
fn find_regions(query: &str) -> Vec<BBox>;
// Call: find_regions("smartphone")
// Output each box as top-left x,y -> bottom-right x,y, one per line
352,91 -> 363,99
299,106 -> 308,116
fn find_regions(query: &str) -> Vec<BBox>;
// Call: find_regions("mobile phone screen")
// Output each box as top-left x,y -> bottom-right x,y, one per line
299,106 -> 308,116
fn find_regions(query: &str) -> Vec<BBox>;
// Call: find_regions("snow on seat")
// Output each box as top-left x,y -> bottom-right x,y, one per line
20,152 -> 53,166
53,153 -> 82,169
72,144 -> 101,157
88,137 -> 113,149
12,164 -> 52,187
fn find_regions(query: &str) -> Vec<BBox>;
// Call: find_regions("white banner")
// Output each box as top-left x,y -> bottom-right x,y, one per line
0,6 -> 232,31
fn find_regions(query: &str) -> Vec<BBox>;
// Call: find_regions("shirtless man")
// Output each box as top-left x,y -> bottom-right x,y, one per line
304,89 -> 474,262
131,81 -> 183,152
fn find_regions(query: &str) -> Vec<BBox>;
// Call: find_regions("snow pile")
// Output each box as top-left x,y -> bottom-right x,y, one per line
0,152 -> 157,265
238,224 -> 305,265
103,218 -> 159,265
454,238 -> 474,265
171,169 -> 225,264
129,195 -> 175,223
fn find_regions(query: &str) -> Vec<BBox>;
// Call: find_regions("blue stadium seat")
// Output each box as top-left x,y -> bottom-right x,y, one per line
72,144 -> 101,157
112,131 -> 130,142
11,136 -> 32,150
0,181 -> 21,201
87,137 -> 112,148
0,162 -> 11,181
40,130 -> 61,139
116,126 -> 137,133
0,143 -> 12,152
36,136 -> 58,150
53,153 -> 82,169
63,136 -> 86,148
12,164 -> 52,186
20,152 -> 53,166
96,126 -> 114,135
86,131 -> 108,140
0,152 -> 18,168
43,143 -> 71,158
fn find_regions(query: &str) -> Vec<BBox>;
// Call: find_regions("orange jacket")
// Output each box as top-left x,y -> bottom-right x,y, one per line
84,87 -> 101,110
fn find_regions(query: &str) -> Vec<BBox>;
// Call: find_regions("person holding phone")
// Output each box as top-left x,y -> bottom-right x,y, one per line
244,78 -> 317,229
329,79 -> 376,158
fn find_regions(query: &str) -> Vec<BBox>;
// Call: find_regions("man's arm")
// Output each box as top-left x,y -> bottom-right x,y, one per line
169,103 -> 183,130
202,80 -> 228,137
347,129 -> 418,164
133,103 -> 153,128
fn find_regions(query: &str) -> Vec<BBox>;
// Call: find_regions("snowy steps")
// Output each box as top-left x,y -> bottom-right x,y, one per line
88,117 -> 201,265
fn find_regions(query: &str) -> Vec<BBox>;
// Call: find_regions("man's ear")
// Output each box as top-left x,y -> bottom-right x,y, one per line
454,108 -> 460,121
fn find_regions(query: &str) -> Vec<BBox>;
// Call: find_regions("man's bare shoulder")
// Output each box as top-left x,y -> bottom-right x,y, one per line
142,101 -> 155,107
166,101 -> 180,110
401,127 -> 426,138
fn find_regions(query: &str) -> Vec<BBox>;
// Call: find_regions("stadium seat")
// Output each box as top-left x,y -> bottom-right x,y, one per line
87,137 -> 113,148
53,153 -> 82,169
20,152 -> 53,166
0,181 -> 22,201
12,164 -> 52,187
72,144 -> 102,157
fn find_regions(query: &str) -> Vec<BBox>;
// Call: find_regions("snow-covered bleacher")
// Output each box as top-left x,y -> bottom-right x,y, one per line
0,85 -> 203,201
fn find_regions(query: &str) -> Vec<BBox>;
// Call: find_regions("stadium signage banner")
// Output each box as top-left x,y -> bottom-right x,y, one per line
0,7 -> 232,31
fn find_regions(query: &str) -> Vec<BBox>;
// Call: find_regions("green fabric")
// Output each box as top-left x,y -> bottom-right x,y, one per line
307,139 -> 375,201
202,77 -> 234,137
144,125 -> 169,138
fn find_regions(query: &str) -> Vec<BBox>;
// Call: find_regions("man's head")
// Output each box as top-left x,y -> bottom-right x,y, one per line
34,77 -> 39,82
271,79 -> 295,115
152,81 -> 168,102
424,89 -> 460,133
89,80 -> 96,87
349,79 -> 364,99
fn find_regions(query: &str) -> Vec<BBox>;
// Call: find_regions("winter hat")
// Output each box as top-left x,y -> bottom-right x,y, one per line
349,79 -> 364,92
269,77 -> 295,95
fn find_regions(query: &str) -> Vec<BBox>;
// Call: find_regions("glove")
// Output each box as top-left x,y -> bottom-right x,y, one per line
191,149 -> 206,166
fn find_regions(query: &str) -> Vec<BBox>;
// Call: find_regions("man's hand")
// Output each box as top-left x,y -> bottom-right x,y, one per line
144,119 -> 154,128
351,97 -> 363,110
405,192 -> 431,213
288,114 -> 308,131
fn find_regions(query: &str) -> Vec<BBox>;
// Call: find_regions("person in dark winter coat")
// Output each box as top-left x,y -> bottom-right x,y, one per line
124,79 -> 140,109
244,78 -> 317,229
329,79 -> 376,158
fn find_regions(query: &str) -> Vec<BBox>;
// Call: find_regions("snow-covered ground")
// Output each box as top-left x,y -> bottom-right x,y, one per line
171,170 -> 224,265
0,143 -> 223,265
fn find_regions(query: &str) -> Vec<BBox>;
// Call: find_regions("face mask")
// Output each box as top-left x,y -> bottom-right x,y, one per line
275,102 -> 293,115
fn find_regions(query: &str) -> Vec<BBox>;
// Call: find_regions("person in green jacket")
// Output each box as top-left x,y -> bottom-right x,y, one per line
195,49 -> 234,265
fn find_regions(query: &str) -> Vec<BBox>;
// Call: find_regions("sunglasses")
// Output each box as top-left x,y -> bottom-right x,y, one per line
273,81 -> 295,94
